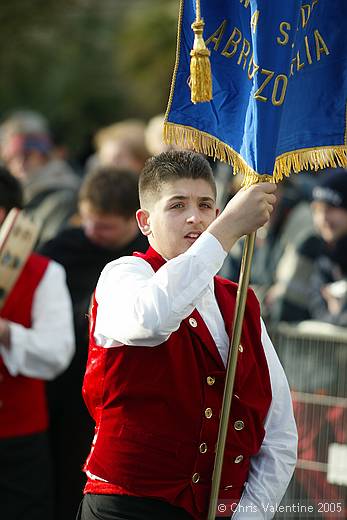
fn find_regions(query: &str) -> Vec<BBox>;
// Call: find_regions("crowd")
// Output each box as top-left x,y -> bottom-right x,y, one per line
221,168 -> 347,328
0,108 -> 346,520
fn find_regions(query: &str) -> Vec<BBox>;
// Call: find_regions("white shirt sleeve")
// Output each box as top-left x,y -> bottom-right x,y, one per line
94,231 -> 227,347
232,319 -> 298,519
0,260 -> 75,380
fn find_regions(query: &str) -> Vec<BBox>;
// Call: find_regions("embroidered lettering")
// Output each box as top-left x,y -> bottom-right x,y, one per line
296,50 -> 305,71
205,19 -> 228,52
271,74 -> 288,106
254,69 -> 275,102
277,21 -> 291,46
247,54 -> 260,80
250,10 -> 260,34
314,29 -> 330,60
301,5 -> 311,28
304,35 -> 313,64
222,27 -> 242,58
237,38 -> 251,69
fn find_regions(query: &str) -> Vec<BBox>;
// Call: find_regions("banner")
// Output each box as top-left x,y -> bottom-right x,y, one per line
164,0 -> 347,186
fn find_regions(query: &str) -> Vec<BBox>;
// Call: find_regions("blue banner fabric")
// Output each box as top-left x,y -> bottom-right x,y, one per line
164,0 -> 347,185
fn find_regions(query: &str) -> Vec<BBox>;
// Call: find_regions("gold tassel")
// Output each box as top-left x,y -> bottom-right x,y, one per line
190,1 -> 212,104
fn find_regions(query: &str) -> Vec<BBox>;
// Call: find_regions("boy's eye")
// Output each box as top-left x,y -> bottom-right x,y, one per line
171,203 -> 184,209
200,203 -> 213,209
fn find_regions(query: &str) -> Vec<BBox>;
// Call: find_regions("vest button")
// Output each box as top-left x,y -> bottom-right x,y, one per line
234,455 -> 244,464
204,407 -> 213,419
238,344 -> 244,353
189,317 -> 198,328
206,376 -> 215,386
234,420 -> 245,431
199,442 -> 208,454
192,472 -> 200,484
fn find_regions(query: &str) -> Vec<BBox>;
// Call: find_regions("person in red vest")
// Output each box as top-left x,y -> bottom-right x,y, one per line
79,151 -> 297,520
0,167 -> 75,520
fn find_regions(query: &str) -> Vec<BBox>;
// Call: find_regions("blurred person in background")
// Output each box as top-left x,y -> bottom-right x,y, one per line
39,166 -> 148,520
144,113 -> 174,156
222,178 -> 320,326
0,110 -> 80,246
251,178 -> 319,325
0,167 -> 74,520
86,119 -> 150,175
308,169 -> 347,326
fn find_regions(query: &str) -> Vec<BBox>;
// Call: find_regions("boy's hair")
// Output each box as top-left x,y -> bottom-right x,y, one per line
0,166 -> 23,213
139,150 -> 216,207
79,167 -> 139,219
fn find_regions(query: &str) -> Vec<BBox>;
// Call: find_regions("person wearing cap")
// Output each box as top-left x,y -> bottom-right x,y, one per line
0,110 -> 80,247
309,169 -> 347,325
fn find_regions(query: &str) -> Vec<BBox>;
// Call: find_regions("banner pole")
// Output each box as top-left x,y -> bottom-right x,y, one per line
207,231 -> 256,520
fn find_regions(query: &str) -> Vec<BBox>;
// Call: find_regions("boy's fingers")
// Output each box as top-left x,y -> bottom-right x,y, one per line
240,182 -> 277,198
266,193 -> 277,205
253,182 -> 277,193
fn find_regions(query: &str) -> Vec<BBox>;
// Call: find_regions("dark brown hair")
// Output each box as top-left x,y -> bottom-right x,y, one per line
79,167 -> 139,218
139,150 -> 216,206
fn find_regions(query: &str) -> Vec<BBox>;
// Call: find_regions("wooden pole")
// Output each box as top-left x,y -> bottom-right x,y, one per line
207,231 -> 256,520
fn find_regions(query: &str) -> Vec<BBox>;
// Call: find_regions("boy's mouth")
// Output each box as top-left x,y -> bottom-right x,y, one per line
185,232 -> 202,240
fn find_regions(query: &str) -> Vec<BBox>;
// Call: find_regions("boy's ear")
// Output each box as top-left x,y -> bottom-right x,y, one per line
136,208 -> 151,236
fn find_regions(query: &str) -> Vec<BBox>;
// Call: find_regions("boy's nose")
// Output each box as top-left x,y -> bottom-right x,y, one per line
186,212 -> 201,223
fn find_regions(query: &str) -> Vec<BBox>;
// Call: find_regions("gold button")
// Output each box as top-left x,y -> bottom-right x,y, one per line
189,317 -> 198,328
204,407 -> 213,419
192,472 -> 200,484
238,344 -> 244,353
207,376 -> 215,386
234,420 -> 245,431
234,455 -> 244,464
199,442 -> 208,454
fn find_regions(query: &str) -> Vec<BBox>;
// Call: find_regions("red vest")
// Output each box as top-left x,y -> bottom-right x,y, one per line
0,253 -> 49,438
82,247 -> 272,519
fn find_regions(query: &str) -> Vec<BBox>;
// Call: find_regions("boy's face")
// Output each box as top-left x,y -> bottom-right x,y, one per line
137,178 -> 218,259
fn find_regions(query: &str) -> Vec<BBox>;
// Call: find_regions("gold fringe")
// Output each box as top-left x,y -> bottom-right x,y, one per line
163,121 -> 347,187
274,147 -> 347,181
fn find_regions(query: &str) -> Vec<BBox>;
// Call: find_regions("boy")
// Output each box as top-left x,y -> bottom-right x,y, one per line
79,151 -> 297,520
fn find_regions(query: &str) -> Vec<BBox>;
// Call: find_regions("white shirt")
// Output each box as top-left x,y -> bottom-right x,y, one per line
0,260 -> 75,380
94,232 -> 298,519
